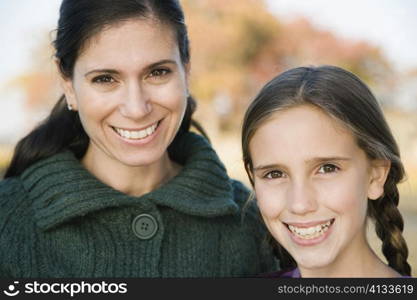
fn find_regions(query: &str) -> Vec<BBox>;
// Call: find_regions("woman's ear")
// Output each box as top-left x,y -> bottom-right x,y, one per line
368,159 -> 391,200
54,58 -> 78,111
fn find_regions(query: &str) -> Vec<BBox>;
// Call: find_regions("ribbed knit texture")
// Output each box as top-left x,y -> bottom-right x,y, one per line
0,132 -> 277,277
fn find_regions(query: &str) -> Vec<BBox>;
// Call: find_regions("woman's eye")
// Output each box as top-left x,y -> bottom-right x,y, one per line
148,68 -> 171,78
92,75 -> 115,84
264,170 -> 284,179
318,164 -> 339,174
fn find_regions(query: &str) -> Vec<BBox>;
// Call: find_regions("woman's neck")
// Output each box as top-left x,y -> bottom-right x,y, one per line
81,147 -> 182,197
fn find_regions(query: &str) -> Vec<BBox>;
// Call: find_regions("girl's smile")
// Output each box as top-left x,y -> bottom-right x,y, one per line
284,218 -> 334,245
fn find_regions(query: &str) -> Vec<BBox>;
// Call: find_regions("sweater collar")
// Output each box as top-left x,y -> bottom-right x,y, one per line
21,132 -> 239,230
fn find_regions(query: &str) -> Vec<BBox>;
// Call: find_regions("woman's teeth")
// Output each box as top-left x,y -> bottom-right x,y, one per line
114,122 -> 158,140
288,220 -> 332,239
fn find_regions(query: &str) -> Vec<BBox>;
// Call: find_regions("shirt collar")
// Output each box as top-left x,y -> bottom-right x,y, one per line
21,132 -> 239,230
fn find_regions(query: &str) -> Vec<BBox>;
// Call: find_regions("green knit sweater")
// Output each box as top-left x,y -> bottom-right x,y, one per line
0,132 -> 277,277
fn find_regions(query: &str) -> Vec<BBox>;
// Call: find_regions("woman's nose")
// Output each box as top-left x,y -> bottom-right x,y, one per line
119,82 -> 152,119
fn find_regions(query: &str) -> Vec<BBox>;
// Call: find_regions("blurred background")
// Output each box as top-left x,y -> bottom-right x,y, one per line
0,0 -> 416,276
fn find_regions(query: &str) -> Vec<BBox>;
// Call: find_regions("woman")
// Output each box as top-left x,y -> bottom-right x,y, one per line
242,65 -> 411,277
0,0 -> 276,277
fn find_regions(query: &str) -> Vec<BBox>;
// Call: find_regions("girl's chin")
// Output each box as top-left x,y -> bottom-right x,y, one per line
287,248 -> 336,271
296,260 -> 332,271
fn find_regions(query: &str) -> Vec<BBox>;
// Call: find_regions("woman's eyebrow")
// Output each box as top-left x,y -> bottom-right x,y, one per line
84,59 -> 178,77
145,59 -> 177,70
84,69 -> 119,77
253,163 -> 283,172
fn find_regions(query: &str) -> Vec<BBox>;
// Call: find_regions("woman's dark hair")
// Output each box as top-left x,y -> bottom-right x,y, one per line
5,0 -> 207,178
242,65 -> 411,276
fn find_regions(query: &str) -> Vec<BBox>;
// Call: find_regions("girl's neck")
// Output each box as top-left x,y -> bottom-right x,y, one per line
81,147 -> 181,197
299,239 -> 401,278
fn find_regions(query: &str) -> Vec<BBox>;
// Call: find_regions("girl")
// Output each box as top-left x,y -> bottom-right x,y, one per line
242,65 -> 411,277
0,0 -> 276,277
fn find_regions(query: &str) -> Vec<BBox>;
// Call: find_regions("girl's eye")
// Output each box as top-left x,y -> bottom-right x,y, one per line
92,74 -> 115,84
264,170 -> 284,179
318,164 -> 339,174
148,68 -> 171,79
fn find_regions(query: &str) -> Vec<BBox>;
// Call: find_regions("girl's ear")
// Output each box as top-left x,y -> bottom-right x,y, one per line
368,159 -> 391,200
55,58 -> 78,111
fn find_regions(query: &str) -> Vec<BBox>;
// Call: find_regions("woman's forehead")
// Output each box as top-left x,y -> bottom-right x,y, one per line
76,18 -> 178,66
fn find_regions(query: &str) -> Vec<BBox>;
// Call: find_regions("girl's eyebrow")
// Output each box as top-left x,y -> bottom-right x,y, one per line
305,156 -> 351,164
84,59 -> 177,77
253,157 -> 351,171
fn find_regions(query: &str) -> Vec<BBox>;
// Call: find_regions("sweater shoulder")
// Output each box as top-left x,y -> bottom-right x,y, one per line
0,177 -> 30,222
0,176 -> 27,200
230,179 -> 251,207
0,177 -> 33,277
230,179 -> 278,272
230,179 -> 259,217
230,179 -> 261,227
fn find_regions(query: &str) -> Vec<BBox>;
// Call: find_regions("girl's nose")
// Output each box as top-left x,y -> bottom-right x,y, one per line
286,180 -> 318,215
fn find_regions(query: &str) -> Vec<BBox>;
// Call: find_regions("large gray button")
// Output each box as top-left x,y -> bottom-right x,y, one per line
132,214 -> 158,240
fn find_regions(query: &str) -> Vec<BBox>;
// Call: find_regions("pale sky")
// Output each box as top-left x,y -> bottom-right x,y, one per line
1,0 -> 417,141
266,0 -> 417,72
0,0 -> 61,80
1,0 -> 417,82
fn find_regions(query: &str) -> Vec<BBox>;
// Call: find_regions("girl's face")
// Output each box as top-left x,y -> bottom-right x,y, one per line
61,18 -> 188,169
249,105 -> 389,274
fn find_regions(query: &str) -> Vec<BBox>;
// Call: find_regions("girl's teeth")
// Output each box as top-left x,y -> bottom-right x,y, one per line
288,220 -> 332,239
115,123 -> 157,140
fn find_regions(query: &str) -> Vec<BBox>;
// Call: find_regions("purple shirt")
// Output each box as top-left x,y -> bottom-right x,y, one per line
260,268 -> 411,278
260,268 -> 300,278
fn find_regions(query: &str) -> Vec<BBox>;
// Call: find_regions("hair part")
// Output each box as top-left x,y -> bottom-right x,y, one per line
242,65 -> 411,275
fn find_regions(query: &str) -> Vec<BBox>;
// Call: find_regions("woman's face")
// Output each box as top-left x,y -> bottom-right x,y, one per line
249,105 -> 389,273
62,18 -> 188,168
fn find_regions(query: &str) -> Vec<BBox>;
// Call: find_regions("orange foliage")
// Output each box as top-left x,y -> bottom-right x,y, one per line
10,73 -> 55,109
182,0 -> 392,128
9,0 -> 394,129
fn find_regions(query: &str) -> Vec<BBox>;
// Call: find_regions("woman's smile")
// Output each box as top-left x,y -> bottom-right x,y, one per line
110,119 -> 162,144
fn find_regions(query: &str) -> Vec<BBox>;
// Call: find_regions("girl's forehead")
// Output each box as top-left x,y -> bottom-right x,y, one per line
259,105 -> 348,135
249,105 -> 365,163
